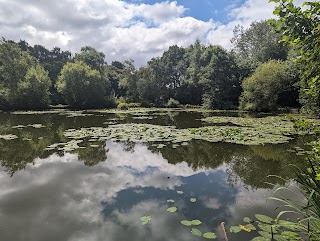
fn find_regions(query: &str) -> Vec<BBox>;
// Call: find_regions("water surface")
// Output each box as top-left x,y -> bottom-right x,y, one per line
0,110 -> 311,241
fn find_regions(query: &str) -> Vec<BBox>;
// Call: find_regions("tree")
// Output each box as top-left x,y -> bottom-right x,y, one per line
0,38 -> 51,110
239,60 -> 292,111
269,0 -> 320,115
199,45 -> 241,109
231,20 -> 289,70
56,61 -> 110,109
74,46 -> 105,72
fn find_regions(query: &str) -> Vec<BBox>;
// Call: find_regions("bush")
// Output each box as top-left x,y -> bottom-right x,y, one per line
117,102 -> 129,110
166,98 -> 180,108
239,60 -> 291,112
127,102 -> 141,108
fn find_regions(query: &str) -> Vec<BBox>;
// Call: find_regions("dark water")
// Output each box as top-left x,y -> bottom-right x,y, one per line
0,110 -> 312,241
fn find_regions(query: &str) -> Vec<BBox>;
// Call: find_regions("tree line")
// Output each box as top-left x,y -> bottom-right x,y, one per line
0,2 -> 318,115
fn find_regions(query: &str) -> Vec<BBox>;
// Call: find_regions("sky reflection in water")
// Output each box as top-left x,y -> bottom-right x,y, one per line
0,111 -> 311,241
0,139 -> 295,241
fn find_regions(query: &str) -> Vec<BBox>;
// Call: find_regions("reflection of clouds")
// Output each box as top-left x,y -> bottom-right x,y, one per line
203,198 -> 221,209
0,141 -> 210,241
105,141 -> 206,177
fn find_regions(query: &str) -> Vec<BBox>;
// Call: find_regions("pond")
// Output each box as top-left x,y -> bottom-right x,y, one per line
0,109 -> 315,241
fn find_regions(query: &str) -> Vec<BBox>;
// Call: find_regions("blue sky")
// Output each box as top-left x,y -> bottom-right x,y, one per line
0,0 -> 306,66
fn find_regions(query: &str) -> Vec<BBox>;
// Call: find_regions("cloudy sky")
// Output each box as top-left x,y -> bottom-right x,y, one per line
0,0 -> 305,66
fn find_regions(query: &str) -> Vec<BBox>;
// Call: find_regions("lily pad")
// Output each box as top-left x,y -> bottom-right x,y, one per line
181,220 -> 192,226
0,134 -> 18,140
203,232 -> 216,239
229,226 -> 242,233
191,228 -> 202,236
190,198 -> 197,203
167,207 -> 177,213
176,190 -> 183,194
140,215 -> 151,225
167,199 -> 175,203
255,214 -> 274,224
190,220 -> 202,225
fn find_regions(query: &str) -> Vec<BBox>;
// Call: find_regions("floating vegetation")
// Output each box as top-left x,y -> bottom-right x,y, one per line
167,199 -> 175,203
191,228 -> 202,236
229,213 -> 304,240
167,207 -> 177,213
202,232 -> 216,239
11,125 -> 26,129
0,134 -> 18,140
190,198 -> 197,203
132,116 -> 154,120
58,119 -> 306,147
27,124 -> 46,128
140,215 -> 152,225
202,115 -> 320,136
176,190 -> 184,194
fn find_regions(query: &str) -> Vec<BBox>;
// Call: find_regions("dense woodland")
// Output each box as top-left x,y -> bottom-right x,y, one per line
0,1 -> 319,116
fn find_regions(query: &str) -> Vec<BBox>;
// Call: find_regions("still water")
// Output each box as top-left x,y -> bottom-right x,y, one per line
0,109 -> 311,241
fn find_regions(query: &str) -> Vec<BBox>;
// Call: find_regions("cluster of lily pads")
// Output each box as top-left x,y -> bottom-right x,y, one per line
140,190 -> 217,239
54,115 -> 320,150
229,214 -> 303,241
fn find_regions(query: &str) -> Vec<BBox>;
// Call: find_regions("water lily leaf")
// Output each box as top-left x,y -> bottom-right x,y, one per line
251,237 -> 271,241
181,220 -> 192,226
190,198 -> 197,202
177,190 -> 183,194
229,226 -> 241,233
255,214 -> 274,224
167,207 -> 177,213
191,220 -> 202,225
203,232 -> 216,239
244,217 -> 253,223
167,199 -> 175,203
140,215 -> 151,225
191,228 -> 202,236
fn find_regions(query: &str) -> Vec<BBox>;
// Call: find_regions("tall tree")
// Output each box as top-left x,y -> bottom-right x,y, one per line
199,45 -> 241,109
0,39 -> 51,110
56,61 -> 110,109
269,0 -> 320,115
231,20 -> 289,70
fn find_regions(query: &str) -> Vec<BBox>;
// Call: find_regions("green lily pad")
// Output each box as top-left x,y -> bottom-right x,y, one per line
191,220 -> 202,225
181,220 -> 192,226
203,232 -> 216,239
167,199 -> 175,203
177,190 -> 183,194
244,217 -> 253,223
140,215 -> 151,225
255,214 -> 274,224
167,207 -> 177,213
190,198 -> 197,202
191,228 -> 202,236
229,226 -> 242,233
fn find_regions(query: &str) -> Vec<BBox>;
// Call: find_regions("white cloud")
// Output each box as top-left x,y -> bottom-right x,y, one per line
0,0 -> 314,66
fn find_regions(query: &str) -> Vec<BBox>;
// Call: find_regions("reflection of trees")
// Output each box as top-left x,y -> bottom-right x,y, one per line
225,138 -> 309,189
0,114 -> 56,176
78,143 -> 108,166
151,138 -> 309,189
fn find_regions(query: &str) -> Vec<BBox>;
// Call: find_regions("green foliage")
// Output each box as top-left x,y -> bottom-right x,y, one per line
56,61 -> 111,109
239,60 -> 292,111
74,46 -> 105,72
200,45 -> 241,109
269,0 -> 320,116
232,20 -> 289,69
117,102 -> 129,110
0,39 -> 51,110
166,98 -> 180,108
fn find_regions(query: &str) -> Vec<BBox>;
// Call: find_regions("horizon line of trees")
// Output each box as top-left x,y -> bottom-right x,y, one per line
0,15 -> 318,115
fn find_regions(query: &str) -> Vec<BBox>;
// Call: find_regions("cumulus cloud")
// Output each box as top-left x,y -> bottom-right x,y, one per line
0,0 -> 313,66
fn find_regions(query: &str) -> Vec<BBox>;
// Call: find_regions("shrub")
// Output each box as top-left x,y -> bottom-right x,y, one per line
117,102 -> 129,110
167,98 -> 180,108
